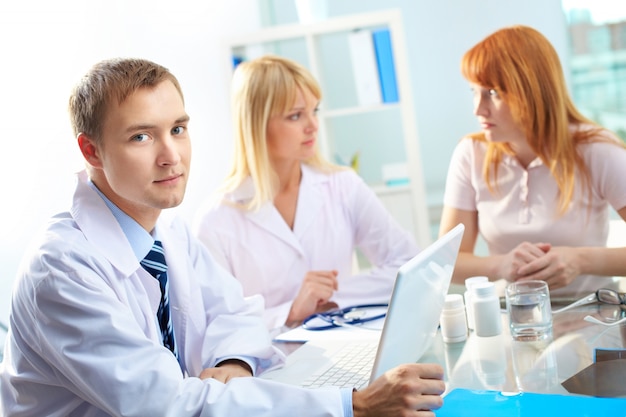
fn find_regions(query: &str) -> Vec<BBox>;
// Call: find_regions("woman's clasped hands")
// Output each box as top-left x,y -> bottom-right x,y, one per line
498,242 -> 582,290
499,242 -> 582,289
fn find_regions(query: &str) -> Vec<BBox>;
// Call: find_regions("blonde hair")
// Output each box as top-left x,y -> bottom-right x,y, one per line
220,54 -> 340,210
461,25 -> 619,214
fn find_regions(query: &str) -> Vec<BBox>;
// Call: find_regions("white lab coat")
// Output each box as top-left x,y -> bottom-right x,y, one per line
0,171 -> 345,417
193,164 -> 420,329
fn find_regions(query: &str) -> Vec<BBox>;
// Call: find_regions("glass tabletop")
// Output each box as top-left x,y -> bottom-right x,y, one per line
421,299 -> 626,396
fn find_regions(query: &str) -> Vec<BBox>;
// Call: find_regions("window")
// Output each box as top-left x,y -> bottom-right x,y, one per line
563,1 -> 626,140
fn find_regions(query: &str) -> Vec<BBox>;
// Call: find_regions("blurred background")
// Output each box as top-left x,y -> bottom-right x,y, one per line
0,0 -> 624,333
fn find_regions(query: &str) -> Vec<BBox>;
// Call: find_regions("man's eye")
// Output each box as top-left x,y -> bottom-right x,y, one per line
132,133 -> 150,142
172,126 -> 185,135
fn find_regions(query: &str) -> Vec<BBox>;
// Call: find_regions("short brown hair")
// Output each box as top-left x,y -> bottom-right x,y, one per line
68,58 -> 183,145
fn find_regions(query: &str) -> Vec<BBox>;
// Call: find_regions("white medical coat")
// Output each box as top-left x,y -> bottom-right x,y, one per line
0,171 -> 345,417
193,165 -> 420,329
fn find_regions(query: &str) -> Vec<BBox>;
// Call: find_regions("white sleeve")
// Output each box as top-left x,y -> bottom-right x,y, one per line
192,202 -> 232,271
442,138 -> 478,211
6,234 -> 346,417
584,139 -> 626,211
338,171 -> 420,305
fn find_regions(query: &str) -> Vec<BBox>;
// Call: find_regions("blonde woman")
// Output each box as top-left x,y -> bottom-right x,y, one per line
439,25 -> 626,296
193,55 -> 418,329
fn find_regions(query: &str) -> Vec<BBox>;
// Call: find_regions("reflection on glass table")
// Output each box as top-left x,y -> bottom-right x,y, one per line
0,320 -> 7,363
420,297 -> 626,397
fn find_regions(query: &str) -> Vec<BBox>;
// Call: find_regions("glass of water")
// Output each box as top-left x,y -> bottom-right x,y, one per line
505,280 -> 553,341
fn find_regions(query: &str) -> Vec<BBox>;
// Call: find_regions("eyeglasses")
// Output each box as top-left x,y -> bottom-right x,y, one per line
596,288 -> 626,305
552,288 -> 626,314
584,289 -> 626,326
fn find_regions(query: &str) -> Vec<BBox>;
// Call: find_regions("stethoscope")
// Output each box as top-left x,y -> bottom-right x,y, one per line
302,303 -> 388,331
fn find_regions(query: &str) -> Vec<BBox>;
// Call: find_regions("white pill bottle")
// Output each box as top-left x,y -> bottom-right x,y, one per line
471,281 -> 502,337
440,293 -> 468,343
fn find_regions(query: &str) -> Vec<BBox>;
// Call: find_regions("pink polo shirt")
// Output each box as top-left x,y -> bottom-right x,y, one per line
443,131 -> 626,295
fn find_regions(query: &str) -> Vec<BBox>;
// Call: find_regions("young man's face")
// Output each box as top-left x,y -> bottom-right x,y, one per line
82,80 -> 191,230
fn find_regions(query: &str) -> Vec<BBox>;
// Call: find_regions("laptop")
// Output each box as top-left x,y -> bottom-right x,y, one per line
260,223 -> 465,389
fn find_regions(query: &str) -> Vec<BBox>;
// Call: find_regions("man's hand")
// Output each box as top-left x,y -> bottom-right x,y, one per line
353,363 -> 445,417
198,359 -> 253,383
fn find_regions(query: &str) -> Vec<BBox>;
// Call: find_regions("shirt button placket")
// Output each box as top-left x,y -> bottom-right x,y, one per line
519,170 -> 530,224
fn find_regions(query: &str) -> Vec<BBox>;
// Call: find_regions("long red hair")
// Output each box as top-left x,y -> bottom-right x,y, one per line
461,25 -> 614,214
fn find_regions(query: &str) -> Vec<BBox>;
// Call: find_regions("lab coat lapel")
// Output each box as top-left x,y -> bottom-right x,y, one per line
231,176 -> 306,256
246,203 -> 306,257
293,165 -> 326,239
71,171 -> 143,277
157,214 -> 190,369
71,171 -> 162,327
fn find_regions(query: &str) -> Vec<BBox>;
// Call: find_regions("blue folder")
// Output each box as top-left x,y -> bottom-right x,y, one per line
372,28 -> 399,103
436,389 -> 626,416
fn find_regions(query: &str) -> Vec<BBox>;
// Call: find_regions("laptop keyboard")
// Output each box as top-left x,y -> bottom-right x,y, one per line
301,341 -> 379,389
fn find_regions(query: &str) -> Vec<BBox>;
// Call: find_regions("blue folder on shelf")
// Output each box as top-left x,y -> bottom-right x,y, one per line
436,389 -> 626,417
372,28 -> 399,103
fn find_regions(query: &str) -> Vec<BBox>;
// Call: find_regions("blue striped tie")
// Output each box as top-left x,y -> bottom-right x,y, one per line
141,240 -> 179,360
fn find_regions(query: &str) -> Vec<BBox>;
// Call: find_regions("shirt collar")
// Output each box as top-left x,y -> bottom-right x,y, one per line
501,152 -> 544,169
226,163 -> 326,203
87,179 -> 155,262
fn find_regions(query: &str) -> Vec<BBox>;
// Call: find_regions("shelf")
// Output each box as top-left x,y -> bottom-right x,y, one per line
321,102 -> 400,118
226,10 -> 405,46
370,184 -> 411,195
224,9 -> 432,247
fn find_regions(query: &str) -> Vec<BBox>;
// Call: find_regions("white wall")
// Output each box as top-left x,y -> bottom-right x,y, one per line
0,0 -> 569,325
269,0 -> 570,211
0,0 -> 263,325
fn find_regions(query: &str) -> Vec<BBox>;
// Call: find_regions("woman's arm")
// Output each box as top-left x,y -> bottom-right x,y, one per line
579,205 -> 626,276
517,206 -> 626,288
346,174 -> 420,301
439,205 -> 489,283
439,205 -> 550,284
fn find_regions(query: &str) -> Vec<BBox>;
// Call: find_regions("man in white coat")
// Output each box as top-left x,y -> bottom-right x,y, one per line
0,58 -> 445,416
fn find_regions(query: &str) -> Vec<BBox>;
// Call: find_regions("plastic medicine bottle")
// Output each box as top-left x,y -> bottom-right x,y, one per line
464,276 -> 488,331
440,294 -> 468,343
471,282 -> 502,337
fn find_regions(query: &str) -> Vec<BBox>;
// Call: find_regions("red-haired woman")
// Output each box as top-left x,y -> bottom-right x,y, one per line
439,25 -> 626,297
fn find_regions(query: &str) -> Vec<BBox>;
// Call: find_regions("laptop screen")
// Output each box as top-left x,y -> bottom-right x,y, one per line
370,223 -> 464,381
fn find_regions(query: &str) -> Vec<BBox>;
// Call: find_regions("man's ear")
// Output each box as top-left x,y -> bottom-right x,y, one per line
77,133 -> 103,168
